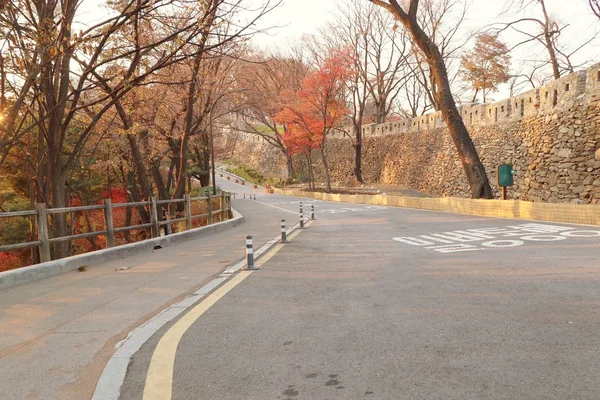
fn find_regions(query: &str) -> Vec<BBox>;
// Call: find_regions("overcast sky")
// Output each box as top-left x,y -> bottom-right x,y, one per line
248,0 -> 599,98
253,0 -> 599,64
76,0 -> 600,99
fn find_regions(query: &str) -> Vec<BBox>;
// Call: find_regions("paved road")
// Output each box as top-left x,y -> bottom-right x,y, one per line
0,177 -> 285,400
119,184 -> 600,399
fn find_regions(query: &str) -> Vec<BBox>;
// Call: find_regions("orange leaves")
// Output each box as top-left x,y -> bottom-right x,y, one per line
274,48 -> 350,156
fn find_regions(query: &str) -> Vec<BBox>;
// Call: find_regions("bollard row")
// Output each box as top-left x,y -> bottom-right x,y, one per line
245,210 -> 313,271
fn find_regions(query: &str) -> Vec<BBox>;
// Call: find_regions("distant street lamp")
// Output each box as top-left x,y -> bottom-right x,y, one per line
209,88 -> 249,195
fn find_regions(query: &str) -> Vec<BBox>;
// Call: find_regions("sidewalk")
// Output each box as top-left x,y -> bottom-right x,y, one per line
0,198 -> 282,400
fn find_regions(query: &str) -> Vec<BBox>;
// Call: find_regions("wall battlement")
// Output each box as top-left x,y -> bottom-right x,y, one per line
328,63 -> 600,138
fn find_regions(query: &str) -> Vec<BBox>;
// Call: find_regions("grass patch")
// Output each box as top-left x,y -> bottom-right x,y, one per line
225,165 -> 265,185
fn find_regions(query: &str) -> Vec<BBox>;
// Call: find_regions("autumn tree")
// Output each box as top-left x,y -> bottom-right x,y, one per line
275,50 -> 350,193
0,0 -> 277,259
367,0 -> 494,199
237,49 -> 310,178
461,33 -> 511,103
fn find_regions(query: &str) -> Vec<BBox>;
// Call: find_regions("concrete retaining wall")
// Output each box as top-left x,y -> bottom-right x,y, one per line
273,188 -> 600,226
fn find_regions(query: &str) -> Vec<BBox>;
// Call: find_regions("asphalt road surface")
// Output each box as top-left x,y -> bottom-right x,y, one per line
120,182 -> 600,400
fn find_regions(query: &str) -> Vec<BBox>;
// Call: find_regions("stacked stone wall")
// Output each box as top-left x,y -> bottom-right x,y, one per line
221,64 -> 600,202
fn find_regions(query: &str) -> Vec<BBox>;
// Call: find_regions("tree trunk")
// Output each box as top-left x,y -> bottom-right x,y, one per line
353,123 -> 364,184
320,142 -> 332,194
285,149 -> 294,178
127,134 -> 153,200
50,171 -> 70,258
389,3 -> 494,199
306,153 -> 314,190
124,170 -> 150,226
375,101 -> 387,124
539,0 -> 561,80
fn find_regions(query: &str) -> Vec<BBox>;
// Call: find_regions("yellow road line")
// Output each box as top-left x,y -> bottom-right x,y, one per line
142,271 -> 252,400
256,244 -> 283,266
142,229 -> 307,399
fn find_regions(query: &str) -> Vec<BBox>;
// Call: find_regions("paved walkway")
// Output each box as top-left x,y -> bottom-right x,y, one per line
0,185 -> 283,399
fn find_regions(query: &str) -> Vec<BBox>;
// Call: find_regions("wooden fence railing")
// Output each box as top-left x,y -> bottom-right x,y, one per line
0,192 -> 232,264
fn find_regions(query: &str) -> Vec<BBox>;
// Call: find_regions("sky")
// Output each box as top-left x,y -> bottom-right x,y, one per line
249,0 -> 600,98
75,0 -> 600,100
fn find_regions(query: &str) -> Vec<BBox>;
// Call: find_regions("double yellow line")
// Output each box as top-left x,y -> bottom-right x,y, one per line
142,228 -> 305,400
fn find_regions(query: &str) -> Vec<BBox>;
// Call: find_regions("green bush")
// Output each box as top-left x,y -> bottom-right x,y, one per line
191,186 -> 222,197
225,166 -> 265,185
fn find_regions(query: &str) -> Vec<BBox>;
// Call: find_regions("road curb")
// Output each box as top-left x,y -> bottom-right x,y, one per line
0,211 -> 245,291
272,188 -> 600,226
91,218 -> 310,400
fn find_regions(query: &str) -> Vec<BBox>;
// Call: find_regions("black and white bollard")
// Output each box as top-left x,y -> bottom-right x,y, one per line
246,235 -> 258,270
253,194 -> 256,200
233,193 -> 236,199
299,210 -> 304,229
243,193 -> 246,199
311,204 -> 315,220
281,219 -> 287,243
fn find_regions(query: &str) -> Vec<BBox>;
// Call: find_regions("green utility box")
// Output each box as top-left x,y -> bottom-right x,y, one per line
497,164 -> 514,187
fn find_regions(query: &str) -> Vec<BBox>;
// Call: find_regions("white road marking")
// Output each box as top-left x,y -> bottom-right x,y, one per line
393,223 -> 600,253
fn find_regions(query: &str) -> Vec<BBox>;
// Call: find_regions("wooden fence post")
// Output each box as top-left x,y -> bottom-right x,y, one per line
207,195 -> 213,225
36,203 -> 51,263
103,198 -> 115,248
227,192 -> 232,218
221,192 -> 227,221
150,196 -> 159,238
185,194 -> 192,230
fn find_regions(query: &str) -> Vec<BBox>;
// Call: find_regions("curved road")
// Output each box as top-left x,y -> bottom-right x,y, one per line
119,177 -> 600,400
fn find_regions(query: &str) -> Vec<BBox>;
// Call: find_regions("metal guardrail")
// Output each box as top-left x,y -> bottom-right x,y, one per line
0,192 -> 233,264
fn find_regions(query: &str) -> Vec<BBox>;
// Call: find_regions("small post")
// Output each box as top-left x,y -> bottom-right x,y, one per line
243,193 -> 246,199
311,204 -> 315,220
226,193 -> 232,219
281,219 -> 287,243
221,192 -> 227,221
184,194 -> 192,230
207,195 -> 213,225
246,235 -> 258,270
103,198 -> 115,248
150,196 -> 159,238
253,194 -> 256,200
36,203 -> 51,263
299,209 -> 304,229
162,209 -> 170,235
502,186 -> 507,200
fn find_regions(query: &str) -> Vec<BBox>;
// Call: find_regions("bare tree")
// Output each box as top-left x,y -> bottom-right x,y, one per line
590,0 -> 600,19
497,0 -> 596,80
327,0 -> 414,183
368,0 -> 494,199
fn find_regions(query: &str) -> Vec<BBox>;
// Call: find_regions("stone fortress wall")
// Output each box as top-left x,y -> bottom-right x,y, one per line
223,63 -> 600,202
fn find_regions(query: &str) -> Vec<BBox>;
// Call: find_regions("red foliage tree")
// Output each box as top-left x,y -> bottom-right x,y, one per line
275,49 -> 350,192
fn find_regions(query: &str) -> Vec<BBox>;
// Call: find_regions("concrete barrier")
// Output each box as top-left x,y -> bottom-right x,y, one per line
0,210 -> 245,290
272,188 -> 600,226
